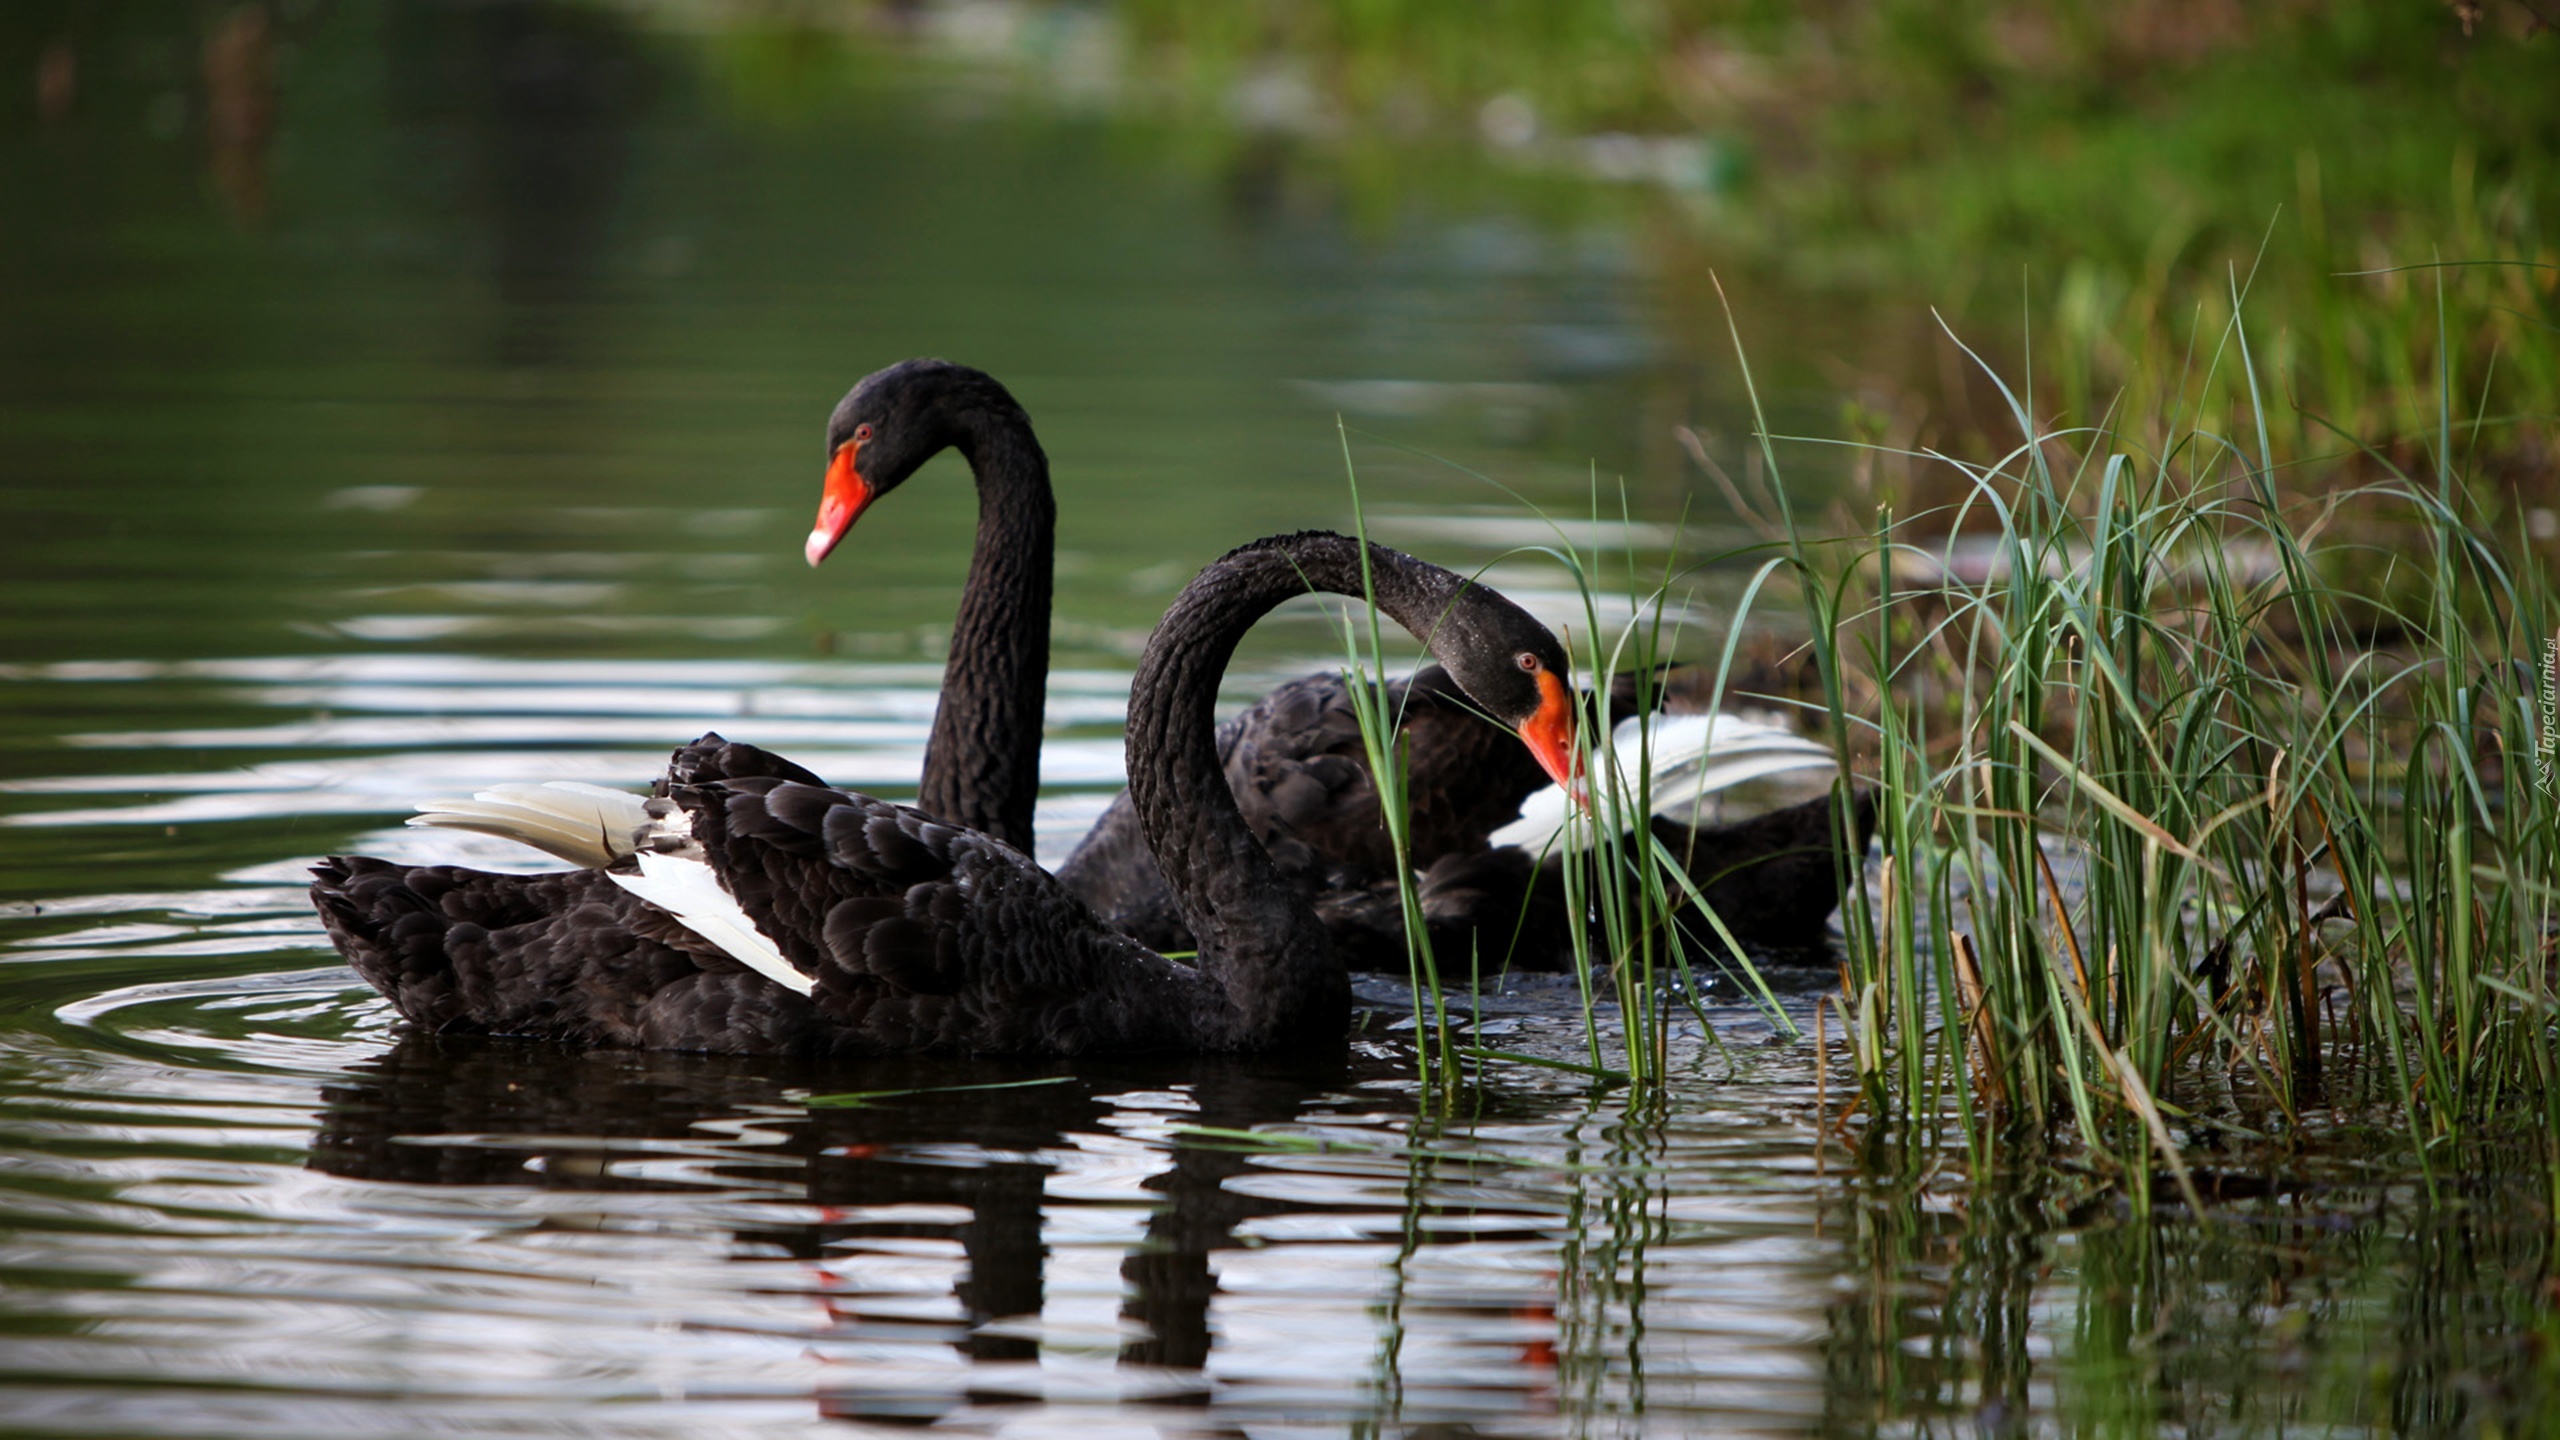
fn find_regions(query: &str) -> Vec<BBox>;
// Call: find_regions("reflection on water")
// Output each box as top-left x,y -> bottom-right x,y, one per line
0,0 -> 2547,1435
7,947 -> 1860,1434
4,937 -> 2546,1437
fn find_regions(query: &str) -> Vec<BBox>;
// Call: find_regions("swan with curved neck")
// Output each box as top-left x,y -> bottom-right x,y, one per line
800,359 -> 1856,966
309,532 -> 1576,1055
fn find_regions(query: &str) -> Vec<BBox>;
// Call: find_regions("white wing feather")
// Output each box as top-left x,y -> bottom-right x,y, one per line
1489,712 -> 1839,855
607,852 -> 815,997
409,781 -> 656,869
410,780 -> 812,996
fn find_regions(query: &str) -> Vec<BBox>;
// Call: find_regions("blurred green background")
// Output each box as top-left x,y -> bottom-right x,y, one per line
3,1 -> 2545,680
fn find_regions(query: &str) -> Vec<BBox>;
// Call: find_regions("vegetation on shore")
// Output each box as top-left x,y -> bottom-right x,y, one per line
1108,0 -> 2557,486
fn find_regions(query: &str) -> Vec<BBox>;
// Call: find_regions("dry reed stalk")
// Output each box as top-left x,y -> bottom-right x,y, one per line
1951,932 -> 2006,1110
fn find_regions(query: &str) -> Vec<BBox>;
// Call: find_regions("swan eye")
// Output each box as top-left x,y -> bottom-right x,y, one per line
1515,652 -> 1540,673
854,423 -> 874,443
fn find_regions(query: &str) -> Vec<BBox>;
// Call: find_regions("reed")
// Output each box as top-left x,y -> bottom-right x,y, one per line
1337,270 -> 2552,1165
1728,270 -> 2560,1195
1522,491 -> 1806,1084
1331,429 -> 1463,1093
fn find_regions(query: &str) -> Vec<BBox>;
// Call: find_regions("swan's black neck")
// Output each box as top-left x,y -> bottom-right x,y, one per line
1125,532 -> 1480,1046
921,411 -> 1053,854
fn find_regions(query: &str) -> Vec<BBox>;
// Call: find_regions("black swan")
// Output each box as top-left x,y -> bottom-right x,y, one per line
1058,670 -> 1873,966
308,531 -> 1580,1056
795,359 -> 1865,966
802,360 -> 1051,853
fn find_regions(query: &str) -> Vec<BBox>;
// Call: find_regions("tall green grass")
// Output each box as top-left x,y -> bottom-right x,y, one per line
1520,500 -> 1814,1086
1331,429 -> 1462,1093
1736,274 -> 2559,1198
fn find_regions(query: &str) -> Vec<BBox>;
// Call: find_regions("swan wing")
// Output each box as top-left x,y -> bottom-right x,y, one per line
682,776 -> 1218,1051
1488,713 -> 1841,855
1488,786 -> 1580,856
607,850 -> 814,996
1638,714 -> 1838,822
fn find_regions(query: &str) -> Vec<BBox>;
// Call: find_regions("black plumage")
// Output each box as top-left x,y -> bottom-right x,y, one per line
1057,665 -> 1558,957
312,532 -> 1578,1057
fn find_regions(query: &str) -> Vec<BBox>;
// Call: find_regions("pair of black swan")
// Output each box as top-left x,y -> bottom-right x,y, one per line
792,360 -> 1868,966
311,530 -> 1578,1056
311,360 -> 1866,1056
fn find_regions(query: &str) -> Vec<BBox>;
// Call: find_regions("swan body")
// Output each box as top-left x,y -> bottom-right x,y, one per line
310,533 -> 1579,1056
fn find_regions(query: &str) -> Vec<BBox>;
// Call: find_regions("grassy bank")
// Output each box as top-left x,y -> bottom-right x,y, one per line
1111,0 -> 2558,486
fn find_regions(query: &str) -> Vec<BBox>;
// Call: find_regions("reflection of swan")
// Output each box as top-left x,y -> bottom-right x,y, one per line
311,531 -> 1577,1055
306,1031 -> 1334,1416
308,1033 -> 830,1192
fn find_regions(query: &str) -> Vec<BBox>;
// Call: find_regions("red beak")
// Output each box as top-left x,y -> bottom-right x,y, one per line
1519,669 -> 1581,798
806,441 -> 873,567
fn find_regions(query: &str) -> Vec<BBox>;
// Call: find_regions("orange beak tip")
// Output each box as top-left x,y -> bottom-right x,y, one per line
806,444 -> 872,569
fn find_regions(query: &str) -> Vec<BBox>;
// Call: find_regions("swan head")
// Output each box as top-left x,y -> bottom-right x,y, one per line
808,359 -> 1031,566
1425,584 -> 1579,793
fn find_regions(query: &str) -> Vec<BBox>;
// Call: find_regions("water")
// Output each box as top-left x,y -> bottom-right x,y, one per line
1,5 -> 2549,1436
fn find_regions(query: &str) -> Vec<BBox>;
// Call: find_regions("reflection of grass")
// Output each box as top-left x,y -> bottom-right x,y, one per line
804,1074 -> 1076,1107
1820,1135 -> 2558,1432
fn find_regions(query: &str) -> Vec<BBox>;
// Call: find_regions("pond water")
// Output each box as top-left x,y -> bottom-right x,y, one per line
0,4 -> 2549,1436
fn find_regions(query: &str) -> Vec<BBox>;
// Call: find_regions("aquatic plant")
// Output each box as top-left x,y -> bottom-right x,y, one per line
1337,261 -> 2555,1198
1736,270 -> 2560,1200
